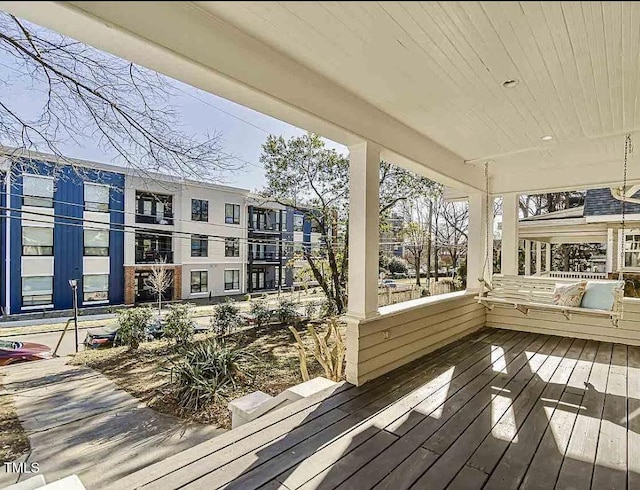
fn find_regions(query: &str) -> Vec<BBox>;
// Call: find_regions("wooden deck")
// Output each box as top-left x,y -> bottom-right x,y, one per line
116,328 -> 640,490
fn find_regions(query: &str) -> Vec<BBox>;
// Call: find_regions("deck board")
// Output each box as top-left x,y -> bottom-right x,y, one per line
115,327 -> 639,490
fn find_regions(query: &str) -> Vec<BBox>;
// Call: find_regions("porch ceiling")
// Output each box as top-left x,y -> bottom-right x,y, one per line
3,2 -> 640,193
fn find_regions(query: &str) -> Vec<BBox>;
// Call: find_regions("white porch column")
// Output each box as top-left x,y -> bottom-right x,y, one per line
524,240 -> 532,276
545,243 -> 552,272
535,241 -> 542,275
467,192 -> 489,291
501,193 -> 519,275
606,228 -> 614,274
347,141 -> 380,319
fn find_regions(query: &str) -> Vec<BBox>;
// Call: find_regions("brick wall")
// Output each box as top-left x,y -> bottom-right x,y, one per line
173,265 -> 182,300
124,266 -> 136,305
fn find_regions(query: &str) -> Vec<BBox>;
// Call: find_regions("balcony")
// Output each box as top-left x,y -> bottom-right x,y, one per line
249,222 -> 280,234
135,249 -> 173,264
250,279 -> 276,291
135,212 -> 174,226
249,252 -> 281,262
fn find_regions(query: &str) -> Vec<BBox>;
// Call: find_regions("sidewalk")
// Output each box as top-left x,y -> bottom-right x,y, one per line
0,358 -> 224,489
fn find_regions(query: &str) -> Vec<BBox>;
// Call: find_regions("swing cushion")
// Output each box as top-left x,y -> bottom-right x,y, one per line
581,280 -> 624,311
553,281 -> 586,307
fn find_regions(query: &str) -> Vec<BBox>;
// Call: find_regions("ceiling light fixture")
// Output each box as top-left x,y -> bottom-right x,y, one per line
502,79 -> 519,88
541,135 -> 553,141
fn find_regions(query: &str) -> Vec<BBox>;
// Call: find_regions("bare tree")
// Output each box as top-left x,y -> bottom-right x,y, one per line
436,200 -> 469,273
401,198 -> 432,287
0,13 -> 239,179
145,258 -> 172,317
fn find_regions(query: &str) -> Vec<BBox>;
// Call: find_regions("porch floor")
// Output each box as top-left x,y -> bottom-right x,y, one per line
117,327 -> 639,490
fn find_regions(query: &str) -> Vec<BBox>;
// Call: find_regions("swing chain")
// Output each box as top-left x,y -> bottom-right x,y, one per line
481,162 -> 492,289
619,134 -> 631,281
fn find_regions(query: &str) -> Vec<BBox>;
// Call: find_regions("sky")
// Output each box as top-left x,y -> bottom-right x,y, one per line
0,20 -> 348,193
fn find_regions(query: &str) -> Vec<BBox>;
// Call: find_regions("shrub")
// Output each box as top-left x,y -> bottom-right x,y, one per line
320,298 -> 338,318
164,303 -> 195,345
304,301 -> 319,321
243,294 -> 251,302
166,339 -> 252,411
116,306 -> 153,350
387,256 -> 408,274
276,297 -> 298,325
212,299 -> 240,335
250,300 -> 272,328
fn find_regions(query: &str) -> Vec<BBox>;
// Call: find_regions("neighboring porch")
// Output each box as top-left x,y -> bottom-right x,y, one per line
115,326 -> 640,490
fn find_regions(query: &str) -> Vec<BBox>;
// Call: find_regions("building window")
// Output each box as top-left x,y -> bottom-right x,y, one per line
22,276 -> 53,307
22,175 -> 54,207
83,274 -> 109,302
192,199 -> 209,221
191,234 -> 208,257
22,227 -> 53,256
224,269 -> 240,291
225,237 -> 240,257
225,203 -> 240,224
84,228 -> 109,256
293,214 -> 304,232
191,271 -> 208,293
625,232 -> 640,268
84,183 -> 109,212
135,192 -> 173,224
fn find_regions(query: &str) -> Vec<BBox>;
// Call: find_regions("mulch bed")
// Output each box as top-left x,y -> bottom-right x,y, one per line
70,322 -> 341,429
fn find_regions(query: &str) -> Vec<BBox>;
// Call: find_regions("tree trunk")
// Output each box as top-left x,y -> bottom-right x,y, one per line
415,256 -> 421,286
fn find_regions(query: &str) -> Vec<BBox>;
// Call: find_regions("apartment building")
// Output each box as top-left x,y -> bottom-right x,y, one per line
124,173 -> 249,304
0,153 -> 125,316
0,149 -> 330,316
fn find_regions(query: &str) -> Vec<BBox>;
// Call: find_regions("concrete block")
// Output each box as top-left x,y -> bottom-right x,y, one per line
228,391 -> 273,429
282,377 -> 338,399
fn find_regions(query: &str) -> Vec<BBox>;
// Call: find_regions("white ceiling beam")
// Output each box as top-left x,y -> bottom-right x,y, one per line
489,154 -> 640,194
0,1 -> 483,191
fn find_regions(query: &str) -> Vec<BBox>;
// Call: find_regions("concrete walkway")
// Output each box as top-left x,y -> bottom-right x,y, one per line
0,358 -> 224,489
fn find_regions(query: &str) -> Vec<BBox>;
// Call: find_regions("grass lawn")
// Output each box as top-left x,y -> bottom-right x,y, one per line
70,322 -> 342,429
0,373 -> 30,462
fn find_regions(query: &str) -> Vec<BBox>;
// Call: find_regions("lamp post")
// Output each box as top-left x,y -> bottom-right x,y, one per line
68,279 -> 79,353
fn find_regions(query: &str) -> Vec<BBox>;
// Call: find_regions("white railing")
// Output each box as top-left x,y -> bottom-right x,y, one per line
545,271 -> 607,280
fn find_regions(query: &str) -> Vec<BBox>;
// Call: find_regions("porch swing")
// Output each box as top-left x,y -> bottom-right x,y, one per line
475,136 -> 630,327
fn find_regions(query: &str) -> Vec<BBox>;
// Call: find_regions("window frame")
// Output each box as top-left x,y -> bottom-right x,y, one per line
83,274 -> 109,303
84,227 -> 110,256
224,269 -> 240,291
84,182 -> 110,212
190,270 -> 208,293
21,226 -> 53,256
190,234 -> 208,257
22,174 -> 54,208
225,237 -> 240,257
21,276 -> 53,307
225,203 -> 241,225
191,198 -> 209,222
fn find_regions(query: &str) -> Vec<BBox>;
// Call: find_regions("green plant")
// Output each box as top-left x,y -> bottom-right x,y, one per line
304,301 -> 319,321
289,318 -> 345,382
250,300 -> 272,328
212,299 -> 240,335
116,306 -> 153,350
164,303 -> 195,345
166,339 -> 253,411
243,294 -> 251,302
320,298 -> 338,318
387,256 -> 408,274
276,297 -> 298,325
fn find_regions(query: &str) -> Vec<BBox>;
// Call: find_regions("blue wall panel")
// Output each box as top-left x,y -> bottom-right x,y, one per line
10,159 -> 125,313
0,171 -> 4,314
108,173 -> 125,305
